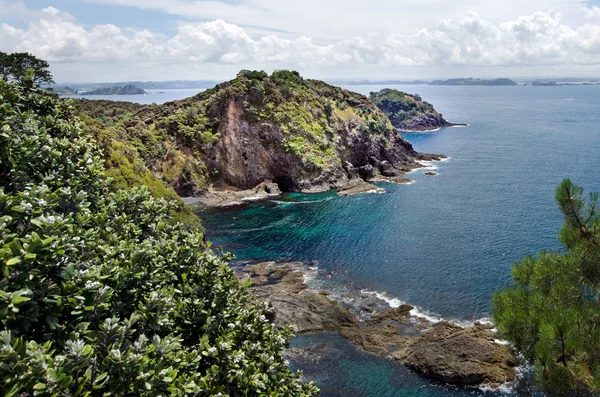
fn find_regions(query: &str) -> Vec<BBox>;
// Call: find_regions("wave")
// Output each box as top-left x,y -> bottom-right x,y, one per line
272,197 -> 335,206
358,289 -> 493,328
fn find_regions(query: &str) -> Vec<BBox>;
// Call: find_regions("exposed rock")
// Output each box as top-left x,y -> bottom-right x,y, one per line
367,305 -> 414,325
238,262 -> 358,333
425,171 -> 438,176
394,322 -> 517,387
270,293 -> 359,333
339,325 -> 415,356
337,179 -> 385,196
187,180 -> 282,207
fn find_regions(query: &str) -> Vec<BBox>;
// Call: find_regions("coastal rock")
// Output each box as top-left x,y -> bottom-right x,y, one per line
367,305 -> 414,325
238,261 -> 517,389
394,321 -> 517,387
339,325 -> 415,356
337,179 -> 384,196
187,180 -> 282,207
270,293 -> 359,333
238,262 -> 359,333
425,171 -> 438,176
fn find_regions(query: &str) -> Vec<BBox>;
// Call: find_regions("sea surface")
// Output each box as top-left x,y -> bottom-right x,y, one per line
197,84 -> 600,396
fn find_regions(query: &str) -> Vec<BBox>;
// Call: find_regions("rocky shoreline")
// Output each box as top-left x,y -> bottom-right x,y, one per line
185,154 -> 446,207
236,262 -> 518,389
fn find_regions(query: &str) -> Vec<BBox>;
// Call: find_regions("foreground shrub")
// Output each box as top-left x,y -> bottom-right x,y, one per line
0,76 -> 318,396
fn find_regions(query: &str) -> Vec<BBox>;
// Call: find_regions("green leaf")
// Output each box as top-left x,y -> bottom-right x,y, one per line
6,257 -> 21,266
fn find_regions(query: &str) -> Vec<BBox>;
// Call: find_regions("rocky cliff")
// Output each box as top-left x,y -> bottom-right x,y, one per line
370,88 -> 465,132
81,70 -> 442,202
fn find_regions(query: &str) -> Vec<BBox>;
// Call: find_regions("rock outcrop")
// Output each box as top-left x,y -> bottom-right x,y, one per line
395,322 -> 518,387
237,261 -> 517,389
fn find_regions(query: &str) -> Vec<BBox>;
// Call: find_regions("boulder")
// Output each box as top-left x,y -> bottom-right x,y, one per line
394,322 -> 517,387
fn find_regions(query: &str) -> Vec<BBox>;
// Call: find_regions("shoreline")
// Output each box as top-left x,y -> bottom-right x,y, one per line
185,155 -> 447,207
400,123 -> 468,133
236,261 -> 518,390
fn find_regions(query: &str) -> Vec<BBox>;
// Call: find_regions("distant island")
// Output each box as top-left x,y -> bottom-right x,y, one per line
52,86 -> 77,95
527,81 -> 600,86
429,78 -> 518,86
370,88 -> 466,132
81,85 -> 146,95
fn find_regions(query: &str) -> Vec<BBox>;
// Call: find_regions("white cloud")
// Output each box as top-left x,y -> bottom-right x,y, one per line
582,5 -> 600,19
2,3 -> 600,81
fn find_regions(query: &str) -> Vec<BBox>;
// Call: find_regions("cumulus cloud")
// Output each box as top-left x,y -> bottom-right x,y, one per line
2,6 -> 600,75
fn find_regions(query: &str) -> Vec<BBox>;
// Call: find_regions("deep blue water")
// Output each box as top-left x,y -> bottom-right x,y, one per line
199,85 -> 600,396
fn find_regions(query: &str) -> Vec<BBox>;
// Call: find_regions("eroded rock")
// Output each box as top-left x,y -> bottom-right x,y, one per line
394,322 -> 517,387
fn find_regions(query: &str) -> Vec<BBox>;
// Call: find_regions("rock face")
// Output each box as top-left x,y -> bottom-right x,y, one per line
395,322 -> 517,387
238,261 -> 517,389
370,89 -> 466,132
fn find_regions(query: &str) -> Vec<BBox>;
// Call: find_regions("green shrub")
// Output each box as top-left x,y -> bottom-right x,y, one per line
0,78 -> 318,396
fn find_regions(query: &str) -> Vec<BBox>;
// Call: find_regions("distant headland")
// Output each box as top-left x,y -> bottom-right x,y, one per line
80,84 -> 146,95
429,78 -> 518,86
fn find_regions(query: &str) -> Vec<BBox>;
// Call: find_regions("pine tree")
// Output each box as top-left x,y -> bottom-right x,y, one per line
493,179 -> 600,396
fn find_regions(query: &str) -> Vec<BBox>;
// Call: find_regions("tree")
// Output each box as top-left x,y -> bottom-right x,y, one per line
0,71 -> 317,395
0,52 -> 54,86
493,179 -> 600,396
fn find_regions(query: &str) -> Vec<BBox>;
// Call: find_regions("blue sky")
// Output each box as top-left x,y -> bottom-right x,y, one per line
2,0 -> 600,82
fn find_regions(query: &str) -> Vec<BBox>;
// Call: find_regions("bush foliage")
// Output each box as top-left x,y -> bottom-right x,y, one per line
493,179 -> 600,396
0,76 -> 318,395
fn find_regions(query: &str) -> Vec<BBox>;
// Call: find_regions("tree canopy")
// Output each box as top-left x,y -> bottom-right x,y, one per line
0,52 -> 54,86
0,65 -> 317,395
493,179 -> 600,396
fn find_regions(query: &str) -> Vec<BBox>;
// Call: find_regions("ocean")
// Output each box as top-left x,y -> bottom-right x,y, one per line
197,84 -> 600,396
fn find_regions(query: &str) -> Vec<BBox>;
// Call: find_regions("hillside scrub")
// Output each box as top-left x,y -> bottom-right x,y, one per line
0,74 -> 318,396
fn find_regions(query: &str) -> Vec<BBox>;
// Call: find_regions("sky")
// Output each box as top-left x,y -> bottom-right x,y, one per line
2,0 -> 600,82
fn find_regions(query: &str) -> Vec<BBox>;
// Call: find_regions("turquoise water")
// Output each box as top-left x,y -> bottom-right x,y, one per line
199,85 -> 600,395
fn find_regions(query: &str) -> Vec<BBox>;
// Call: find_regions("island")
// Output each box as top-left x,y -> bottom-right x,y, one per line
429,78 -> 518,86
370,88 -> 466,132
81,84 -> 146,95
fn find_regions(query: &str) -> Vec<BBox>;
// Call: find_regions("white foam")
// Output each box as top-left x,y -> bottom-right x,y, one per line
358,289 -> 494,328
221,201 -> 245,207
240,193 -> 279,202
418,160 -> 439,170
364,189 -> 386,195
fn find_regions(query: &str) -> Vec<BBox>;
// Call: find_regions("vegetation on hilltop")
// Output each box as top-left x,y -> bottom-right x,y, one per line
369,89 -> 461,131
369,89 -> 434,125
0,58 -> 318,396
493,180 -> 600,396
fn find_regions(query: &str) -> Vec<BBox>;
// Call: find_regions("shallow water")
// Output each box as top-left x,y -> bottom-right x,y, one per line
199,84 -> 600,395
